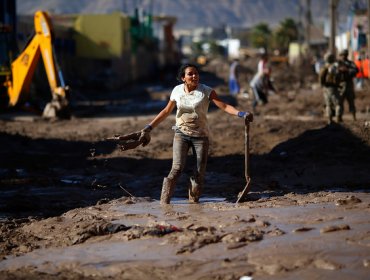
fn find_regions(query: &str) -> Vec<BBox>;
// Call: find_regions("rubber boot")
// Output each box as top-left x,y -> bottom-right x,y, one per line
326,107 -> 333,125
160,177 -> 176,204
188,176 -> 203,203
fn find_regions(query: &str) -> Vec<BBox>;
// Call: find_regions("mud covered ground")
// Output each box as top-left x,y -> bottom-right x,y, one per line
0,60 -> 370,279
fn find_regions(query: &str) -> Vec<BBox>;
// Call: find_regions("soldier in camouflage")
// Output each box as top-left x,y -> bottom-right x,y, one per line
319,53 -> 341,124
337,49 -> 359,121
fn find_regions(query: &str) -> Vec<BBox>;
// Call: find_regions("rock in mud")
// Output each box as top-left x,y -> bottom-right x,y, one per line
314,259 -> 343,270
363,259 -> 370,267
258,263 -> 286,275
320,224 -> 350,233
335,195 -> 362,206
176,233 -> 221,254
254,220 -> 270,227
222,227 -> 264,244
267,228 -> 285,236
292,227 -> 315,233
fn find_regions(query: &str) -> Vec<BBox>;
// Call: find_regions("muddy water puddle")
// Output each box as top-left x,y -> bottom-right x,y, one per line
1,193 -> 370,279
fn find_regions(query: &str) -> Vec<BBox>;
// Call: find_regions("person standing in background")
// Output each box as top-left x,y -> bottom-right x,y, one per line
249,51 -> 276,112
229,58 -> 241,96
319,53 -> 341,124
337,49 -> 359,121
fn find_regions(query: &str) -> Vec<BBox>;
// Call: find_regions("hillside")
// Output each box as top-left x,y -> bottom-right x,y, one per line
16,0 -> 367,30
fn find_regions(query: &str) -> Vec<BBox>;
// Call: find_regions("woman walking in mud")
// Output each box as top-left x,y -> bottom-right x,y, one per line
139,63 -> 253,204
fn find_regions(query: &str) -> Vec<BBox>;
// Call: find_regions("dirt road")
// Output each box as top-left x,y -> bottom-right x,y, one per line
0,62 -> 370,279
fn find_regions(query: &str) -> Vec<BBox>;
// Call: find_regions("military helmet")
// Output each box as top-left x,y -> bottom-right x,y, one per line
339,49 -> 349,56
324,53 -> 335,63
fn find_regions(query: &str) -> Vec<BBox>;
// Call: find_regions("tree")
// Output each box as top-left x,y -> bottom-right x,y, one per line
274,18 -> 299,53
250,22 -> 272,50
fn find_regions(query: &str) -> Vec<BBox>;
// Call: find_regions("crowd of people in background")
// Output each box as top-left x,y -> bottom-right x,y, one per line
228,48 -> 361,123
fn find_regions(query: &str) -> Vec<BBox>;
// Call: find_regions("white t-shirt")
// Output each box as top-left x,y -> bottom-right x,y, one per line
250,59 -> 270,87
257,59 -> 270,76
170,83 -> 213,137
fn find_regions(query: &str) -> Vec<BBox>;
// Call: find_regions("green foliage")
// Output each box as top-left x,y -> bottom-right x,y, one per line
249,18 -> 299,53
208,41 -> 226,57
191,40 -> 225,58
274,18 -> 299,52
191,42 -> 203,57
250,22 -> 272,49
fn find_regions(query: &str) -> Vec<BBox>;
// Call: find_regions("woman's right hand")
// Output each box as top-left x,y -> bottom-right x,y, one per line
139,125 -> 152,146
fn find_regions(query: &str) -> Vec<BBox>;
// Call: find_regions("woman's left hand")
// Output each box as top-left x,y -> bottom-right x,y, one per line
238,111 -> 253,122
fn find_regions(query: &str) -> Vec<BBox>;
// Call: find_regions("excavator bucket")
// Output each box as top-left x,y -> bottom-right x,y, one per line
42,86 -> 71,119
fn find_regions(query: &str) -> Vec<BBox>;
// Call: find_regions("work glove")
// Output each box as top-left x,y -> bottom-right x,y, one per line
238,111 -> 253,122
139,124 -> 152,147
106,131 -> 142,151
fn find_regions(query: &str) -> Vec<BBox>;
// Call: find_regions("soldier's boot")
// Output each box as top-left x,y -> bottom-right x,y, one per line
326,107 -> 333,125
160,177 -> 176,204
188,176 -> 203,203
352,112 -> 357,121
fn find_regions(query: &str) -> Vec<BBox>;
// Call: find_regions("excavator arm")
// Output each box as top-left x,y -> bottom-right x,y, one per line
5,10 -> 69,118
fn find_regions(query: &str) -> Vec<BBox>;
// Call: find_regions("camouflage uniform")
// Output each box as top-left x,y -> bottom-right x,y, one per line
319,53 -> 341,124
337,49 -> 359,121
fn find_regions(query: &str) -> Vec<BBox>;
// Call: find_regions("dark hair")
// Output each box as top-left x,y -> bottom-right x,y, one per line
176,63 -> 199,82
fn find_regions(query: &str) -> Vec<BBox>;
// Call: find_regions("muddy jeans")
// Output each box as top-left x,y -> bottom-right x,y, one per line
167,130 -> 209,187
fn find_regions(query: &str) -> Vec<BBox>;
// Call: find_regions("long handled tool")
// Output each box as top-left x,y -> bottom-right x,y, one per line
236,116 -> 252,203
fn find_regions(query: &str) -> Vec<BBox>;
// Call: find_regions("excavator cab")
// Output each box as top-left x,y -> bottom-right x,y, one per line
0,0 -> 16,107
1,8 -> 70,118
0,28 -> 11,107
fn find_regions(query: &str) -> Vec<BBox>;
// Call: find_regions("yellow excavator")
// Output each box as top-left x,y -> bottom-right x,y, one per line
1,10 -> 70,118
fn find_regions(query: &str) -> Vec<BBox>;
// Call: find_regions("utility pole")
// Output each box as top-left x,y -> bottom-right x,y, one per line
305,0 -> 312,47
122,0 -> 127,13
368,0 -> 370,80
298,0 -> 304,86
329,0 -> 339,56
